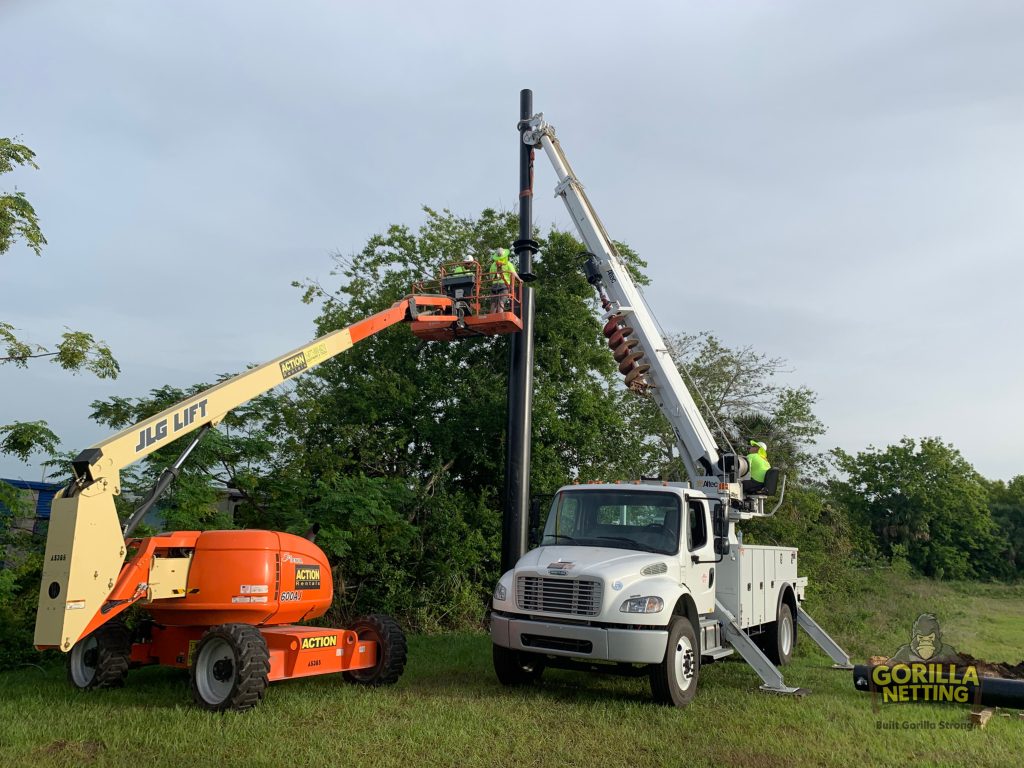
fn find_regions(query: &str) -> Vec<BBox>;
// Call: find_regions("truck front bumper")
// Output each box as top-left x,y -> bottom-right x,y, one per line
490,613 -> 668,664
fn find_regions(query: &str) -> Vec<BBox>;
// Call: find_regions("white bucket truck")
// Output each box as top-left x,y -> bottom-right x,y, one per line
490,113 -> 851,706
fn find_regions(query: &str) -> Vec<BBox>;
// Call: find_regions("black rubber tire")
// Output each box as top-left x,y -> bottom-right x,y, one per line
190,623 -> 270,712
764,603 -> 796,666
67,620 -> 131,690
650,616 -> 700,707
342,614 -> 408,685
492,643 -> 545,686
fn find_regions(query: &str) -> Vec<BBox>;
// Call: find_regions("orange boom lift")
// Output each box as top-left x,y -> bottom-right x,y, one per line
35,268 -> 523,711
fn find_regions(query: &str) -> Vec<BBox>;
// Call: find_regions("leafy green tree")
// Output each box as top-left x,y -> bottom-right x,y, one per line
0,421 -> 61,464
1,323 -> 119,378
830,437 -> 1003,579
1,137 -> 119,497
983,475 -> 1024,576
0,542 -> 45,667
0,139 -> 46,257
0,421 -> 61,517
1,139 -> 118,378
624,331 -> 825,481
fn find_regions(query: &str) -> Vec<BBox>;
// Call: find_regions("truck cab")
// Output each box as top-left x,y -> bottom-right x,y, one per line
490,483 -> 715,702
491,482 -> 808,706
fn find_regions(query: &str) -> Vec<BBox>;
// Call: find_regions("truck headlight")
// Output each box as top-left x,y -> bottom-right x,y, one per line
493,583 -> 507,602
619,596 -> 664,613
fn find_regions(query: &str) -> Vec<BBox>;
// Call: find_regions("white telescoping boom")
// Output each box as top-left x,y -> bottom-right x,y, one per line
522,114 -> 739,488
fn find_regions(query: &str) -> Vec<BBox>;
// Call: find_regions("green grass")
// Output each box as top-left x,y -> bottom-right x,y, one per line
1,572 -> 1022,768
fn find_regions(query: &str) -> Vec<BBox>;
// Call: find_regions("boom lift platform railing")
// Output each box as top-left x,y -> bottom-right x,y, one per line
410,260 -> 524,340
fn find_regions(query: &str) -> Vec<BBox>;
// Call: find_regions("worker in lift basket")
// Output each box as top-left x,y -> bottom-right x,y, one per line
743,440 -> 771,495
487,247 -> 516,313
449,258 -> 477,276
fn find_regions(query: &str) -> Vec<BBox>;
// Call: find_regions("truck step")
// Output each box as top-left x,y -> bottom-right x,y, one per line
699,617 -> 726,656
702,647 -> 735,661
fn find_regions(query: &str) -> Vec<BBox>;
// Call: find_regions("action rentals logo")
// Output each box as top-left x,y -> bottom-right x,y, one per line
859,613 -> 979,707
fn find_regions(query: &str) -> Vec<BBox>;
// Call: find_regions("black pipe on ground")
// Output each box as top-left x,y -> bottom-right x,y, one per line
853,664 -> 1024,709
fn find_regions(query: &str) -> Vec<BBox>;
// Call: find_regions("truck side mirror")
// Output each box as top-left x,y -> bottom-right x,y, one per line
528,498 -> 542,548
712,503 -> 730,556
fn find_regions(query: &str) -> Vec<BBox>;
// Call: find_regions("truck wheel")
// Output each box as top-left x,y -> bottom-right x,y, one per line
764,603 -> 795,666
342,614 -> 408,685
190,623 -> 270,712
67,620 -> 131,690
650,616 -> 699,706
492,643 -> 545,685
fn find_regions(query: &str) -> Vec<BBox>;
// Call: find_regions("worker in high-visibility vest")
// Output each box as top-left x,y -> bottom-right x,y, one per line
449,259 -> 476,276
743,440 -> 771,495
487,247 -> 516,313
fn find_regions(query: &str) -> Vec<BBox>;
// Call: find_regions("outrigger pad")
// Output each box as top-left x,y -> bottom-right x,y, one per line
760,685 -> 811,697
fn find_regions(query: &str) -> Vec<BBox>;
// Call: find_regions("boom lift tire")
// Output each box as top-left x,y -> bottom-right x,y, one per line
492,644 -> 545,686
190,623 -> 270,712
650,616 -> 699,707
763,603 -> 795,666
342,614 -> 408,686
67,620 -> 131,690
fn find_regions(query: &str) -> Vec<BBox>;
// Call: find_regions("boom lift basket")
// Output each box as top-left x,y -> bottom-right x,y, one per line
410,261 -> 523,340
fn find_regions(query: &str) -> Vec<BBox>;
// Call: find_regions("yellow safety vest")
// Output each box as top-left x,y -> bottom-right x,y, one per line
488,257 -> 515,287
748,452 -> 771,483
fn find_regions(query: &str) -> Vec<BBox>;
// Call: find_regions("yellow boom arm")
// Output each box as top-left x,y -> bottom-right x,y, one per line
35,295 -> 450,650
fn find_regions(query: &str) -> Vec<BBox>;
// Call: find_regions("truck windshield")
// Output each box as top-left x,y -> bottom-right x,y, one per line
541,490 -> 681,556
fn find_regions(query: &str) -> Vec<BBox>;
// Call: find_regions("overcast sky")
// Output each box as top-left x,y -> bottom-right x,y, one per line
3,1 -> 1022,482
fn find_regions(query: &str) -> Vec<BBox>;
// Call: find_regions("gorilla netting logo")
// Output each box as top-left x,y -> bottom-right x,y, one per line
887,613 -> 961,664
863,613 -> 980,705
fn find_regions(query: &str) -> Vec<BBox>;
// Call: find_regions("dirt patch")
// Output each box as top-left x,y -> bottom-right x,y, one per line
955,652 -> 1024,680
39,739 -> 106,762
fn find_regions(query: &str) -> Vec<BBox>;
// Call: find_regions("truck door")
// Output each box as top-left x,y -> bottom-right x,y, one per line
685,498 -> 716,614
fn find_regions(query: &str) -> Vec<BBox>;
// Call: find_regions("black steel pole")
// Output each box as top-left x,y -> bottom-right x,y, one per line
502,89 -> 538,572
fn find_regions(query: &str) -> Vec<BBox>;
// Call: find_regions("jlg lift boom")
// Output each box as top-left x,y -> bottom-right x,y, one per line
36,274 -> 523,711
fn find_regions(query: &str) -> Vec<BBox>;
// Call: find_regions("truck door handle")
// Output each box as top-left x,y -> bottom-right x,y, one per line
691,555 -> 700,564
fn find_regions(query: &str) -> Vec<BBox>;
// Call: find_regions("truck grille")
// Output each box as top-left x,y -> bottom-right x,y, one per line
516,576 -> 603,616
